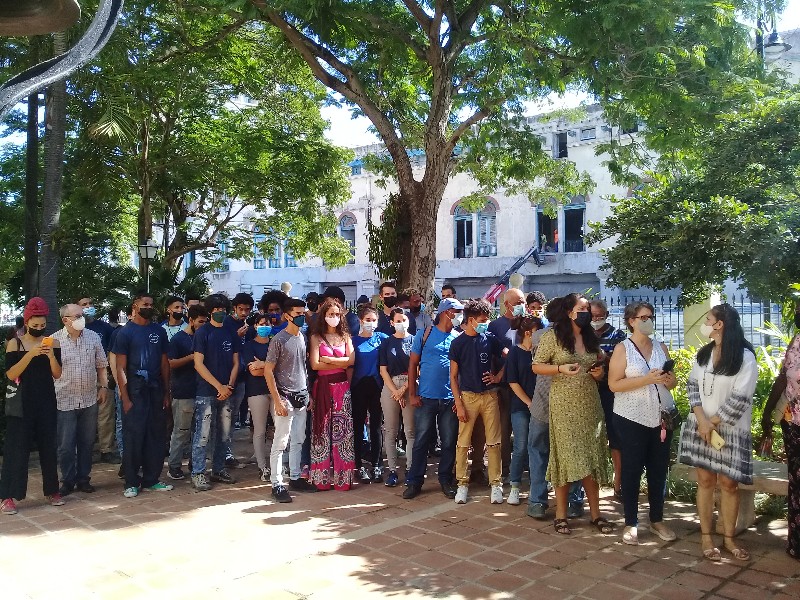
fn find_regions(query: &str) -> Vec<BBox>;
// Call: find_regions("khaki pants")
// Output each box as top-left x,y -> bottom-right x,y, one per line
456,390 -> 501,486
97,392 -> 116,454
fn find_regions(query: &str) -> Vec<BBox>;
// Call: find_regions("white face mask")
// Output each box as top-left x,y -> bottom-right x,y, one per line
393,321 -> 409,333
637,319 -> 655,336
361,321 -> 377,333
590,319 -> 606,331
325,316 -> 341,328
450,313 -> 464,328
700,323 -> 715,338
71,316 -> 86,332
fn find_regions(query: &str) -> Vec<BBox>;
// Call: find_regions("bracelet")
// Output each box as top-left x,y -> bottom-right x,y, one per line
556,365 -> 561,374
98,385 -> 108,389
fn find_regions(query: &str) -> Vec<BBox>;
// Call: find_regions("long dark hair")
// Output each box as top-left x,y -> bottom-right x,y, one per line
512,315 -> 543,344
311,297 -> 351,339
548,293 -> 600,355
696,303 -> 754,376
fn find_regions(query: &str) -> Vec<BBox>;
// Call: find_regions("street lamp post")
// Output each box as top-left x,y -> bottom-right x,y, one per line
137,238 -> 158,293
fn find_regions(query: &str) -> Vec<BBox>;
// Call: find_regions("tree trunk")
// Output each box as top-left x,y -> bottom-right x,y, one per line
23,91 -> 40,300
39,32 -> 68,329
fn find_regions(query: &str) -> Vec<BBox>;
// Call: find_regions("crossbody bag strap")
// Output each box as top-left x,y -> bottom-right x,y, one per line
627,339 -> 664,408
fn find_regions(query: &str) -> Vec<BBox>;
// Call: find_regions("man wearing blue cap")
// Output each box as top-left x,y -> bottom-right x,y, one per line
403,297 -> 464,499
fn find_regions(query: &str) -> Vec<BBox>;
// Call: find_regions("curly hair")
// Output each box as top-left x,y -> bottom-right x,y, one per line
311,297 -> 351,339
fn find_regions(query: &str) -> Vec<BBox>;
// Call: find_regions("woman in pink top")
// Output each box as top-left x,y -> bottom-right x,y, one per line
309,298 -> 355,490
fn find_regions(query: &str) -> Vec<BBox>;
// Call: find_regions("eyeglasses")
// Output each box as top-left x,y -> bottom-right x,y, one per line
634,315 -> 655,322
64,315 -> 83,320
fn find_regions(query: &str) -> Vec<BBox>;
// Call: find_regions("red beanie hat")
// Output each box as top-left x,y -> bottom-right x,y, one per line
23,297 -> 50,324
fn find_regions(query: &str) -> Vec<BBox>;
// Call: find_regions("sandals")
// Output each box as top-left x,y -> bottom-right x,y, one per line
553,518 -> 571,535
724,536 -> 750,561
701,532 -> 721,562
591,517 -> 615,534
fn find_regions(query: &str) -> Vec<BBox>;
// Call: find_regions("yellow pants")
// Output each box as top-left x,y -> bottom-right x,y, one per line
456,390 -> 501,486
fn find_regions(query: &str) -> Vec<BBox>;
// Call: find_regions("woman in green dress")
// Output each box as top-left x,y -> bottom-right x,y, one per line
533,293 -> 614,535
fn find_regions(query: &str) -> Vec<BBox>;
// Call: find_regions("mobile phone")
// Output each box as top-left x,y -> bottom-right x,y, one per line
710,430 -> 725,450
41,336 -> 53,347
662,359 -> 675,372
589,359 -> 604,370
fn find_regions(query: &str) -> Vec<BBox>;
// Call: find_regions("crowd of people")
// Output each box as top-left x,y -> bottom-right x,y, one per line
1,283 -> 797,563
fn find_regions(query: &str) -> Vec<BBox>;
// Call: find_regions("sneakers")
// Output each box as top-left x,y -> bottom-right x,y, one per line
567,502 -> 585,518
1,498 -> 18,514
385,471 -> 398,487
527,503 -> 547,519
210,470 -> 236,484
507,487 -> 521,506
260,466 -> 271,482
455,485 -> 469,504
490,484 -> 504,504
144,482 -> 173,492
272,485 -> 292,503
47,493 -> 65,506
167,467 -> 185,480
402,484 -> 422,499
191,473 -> 211,491
358,467 -> 372,483
123,486 -> 140,498
225,456 -> 240,469
117,465 -> 124,479
300,465 -> 310,480
623,526 -> 639,545
372,467 -> 383,483
76,482 -> 95,493
441,481 -> 458,499
649,522 -> 677,542
289,478 -> 318,493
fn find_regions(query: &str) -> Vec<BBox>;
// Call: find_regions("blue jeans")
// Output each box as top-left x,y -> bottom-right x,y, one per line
191,396 -> 231,475
114,387 -> 123,456
527,415 -> 584,507
405,397 -> 458,487
510,410 -> 530,485
168,398 -> 194,470
225,381 -> 246,459
57,402 -> 99,487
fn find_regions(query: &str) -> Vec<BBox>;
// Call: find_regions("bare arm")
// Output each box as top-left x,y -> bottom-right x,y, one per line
160,353 -> 171,408
264,360 -> 288,417
451,360 -> 467,422
4,339 -> 35,381
194,352 -> 230,400
407,352 -> 420,400
509,382 -> 532,407
380,365 -> 398,393
168,355 -> 194,369
228,352 -> 239,387
117,354 -> 131,412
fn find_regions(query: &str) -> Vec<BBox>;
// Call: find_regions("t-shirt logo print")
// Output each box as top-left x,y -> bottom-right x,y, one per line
480,352 -> 489,364
222,340 -> 232,352
148,333 -> 161,344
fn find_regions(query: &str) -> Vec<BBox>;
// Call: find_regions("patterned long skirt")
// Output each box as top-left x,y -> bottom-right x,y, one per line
781,420 -> 800,559
310,372 -> 354,491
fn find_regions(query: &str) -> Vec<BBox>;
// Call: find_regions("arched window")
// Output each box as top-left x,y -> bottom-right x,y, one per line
454,201 -> 497,259
339,214 -> 356,264
477,203 -> 497,257
453,206 -> 473,259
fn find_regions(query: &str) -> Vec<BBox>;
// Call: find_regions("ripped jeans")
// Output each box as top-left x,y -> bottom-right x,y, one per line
190,396 -> 231,475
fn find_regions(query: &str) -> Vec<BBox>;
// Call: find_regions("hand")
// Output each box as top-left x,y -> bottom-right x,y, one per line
97,387 -> 108,404
710,415 -> 721,426
248,360 -> 265,375
455,402 -> 468,423
482,371 -> 501,385
588,365 -> 605,381
216,384 -> 232,401
410,394 -> 422,408
163,393 -> 171,410
645,368 -> 669,385
38,344 -> 52,356
122,397 -> 133,414
761,417 -> 774,435
697,416 -> 715,444
560,363 -> 580,375
273,398 -> 289,417
238,324 -> 249,337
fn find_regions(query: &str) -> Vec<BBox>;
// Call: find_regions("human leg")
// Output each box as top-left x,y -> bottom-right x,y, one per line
212,399 -> 232,474
57,409 -> 78,488
76,403 -> 99,485
269,402 -> 293,486
141,387 -> 167,488
0,417 -> 30,501
510,410 -> 530,486
696,467 -> 720,560
380,383 -> 400,471
367,384 -> 384,468
480,391 -> 502,487
288,406 -> 307,479
719,473 -> 749,559
225,382 -> 246,459
497,386 -> 512,476
405,399 -> 436,486
527,417 -> 550,507
614,414 -> 649,527
782,420 -> 800,559
248,395 -> 270,470
190,396 -> 214,475
350,378 -> 369,470
168,398 -> 194,471
436,400 -> 459,486
454,392 -> 480,487
97,389 -> 116,454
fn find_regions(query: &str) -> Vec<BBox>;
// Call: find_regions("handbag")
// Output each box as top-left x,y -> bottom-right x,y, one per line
280,388 -> 309,409
4,339 -> 24,418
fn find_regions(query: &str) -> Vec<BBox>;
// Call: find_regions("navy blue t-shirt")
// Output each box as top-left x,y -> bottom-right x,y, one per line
448,331 -> 503,393
352,332 -> 389,387
88,319 -> 115,353
111,321 -> 168,380
505,344 -> 537,413
192,323 -> 238,397
242,338 -> 270,398
379,334 -> 414,377
168,330 -> 196,399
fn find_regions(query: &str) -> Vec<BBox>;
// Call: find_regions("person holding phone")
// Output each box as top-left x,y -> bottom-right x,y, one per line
678,304 -> 758,562
532,294 -> 613,535
608,302 -> 678,545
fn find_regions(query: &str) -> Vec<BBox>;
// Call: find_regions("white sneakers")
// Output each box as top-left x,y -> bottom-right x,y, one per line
507,487 -> 520,505
490,484 -> 504,504
455,485 -> 469,504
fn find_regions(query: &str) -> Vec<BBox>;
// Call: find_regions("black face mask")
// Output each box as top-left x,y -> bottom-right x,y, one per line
383,296 -> 398,308
573,312 -> 591,328
307,302 -> 319,313
795,313 -> 800,329
138,307 -> 155,320
172,312 -> 185,321
28,327 -> 46,337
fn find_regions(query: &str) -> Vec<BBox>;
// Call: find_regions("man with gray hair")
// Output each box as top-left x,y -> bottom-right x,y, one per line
52,304 -> 109,496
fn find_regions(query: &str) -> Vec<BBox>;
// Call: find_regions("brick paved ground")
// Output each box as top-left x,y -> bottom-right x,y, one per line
0,430 -> 797,599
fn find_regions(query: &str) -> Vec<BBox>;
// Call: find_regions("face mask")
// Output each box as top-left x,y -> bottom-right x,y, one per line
512,304 -> 527,317
268,312 -> 281,322
291,315 -> 306,328
138,307 -> 155,320
700,323 -> 715,338
325,316 -> 340,328
451,313 -> 464,328
475,322 -> 489,334
307,302 -> 319,313
28,327 -> 46,337
383,296 -> 398,308
361,321 -> 377,333
393,321 -> 409,333
71,316 -> 86,331
637,319 -> 655,336
591,319 -> 607,331
83,306 -> 96,318
573,311 -> 591,328
256,325 -> 272,338
211,311 -> 226,324
172,312 -> 184,321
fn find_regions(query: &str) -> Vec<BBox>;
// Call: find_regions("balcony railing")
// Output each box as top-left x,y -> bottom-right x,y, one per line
564,239 -> 585,253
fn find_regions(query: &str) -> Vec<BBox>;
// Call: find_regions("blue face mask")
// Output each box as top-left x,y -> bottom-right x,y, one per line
512,303 -> 527,317
256,325 -> 272,338
83,306 -> 97,318
475,322 -> 489,334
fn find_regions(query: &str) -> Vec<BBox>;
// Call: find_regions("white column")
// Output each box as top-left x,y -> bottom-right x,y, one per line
557,205 -> 566,253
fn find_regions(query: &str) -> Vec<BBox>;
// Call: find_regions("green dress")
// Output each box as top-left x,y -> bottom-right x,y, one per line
533,329 -> 609,488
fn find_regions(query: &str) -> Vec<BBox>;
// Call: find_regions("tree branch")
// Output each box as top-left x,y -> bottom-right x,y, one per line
457,0 -> 488,33
447,99 -> 503,152
361,13 -> 428,62
152,18 -> 248,65
402,0 -> 433,32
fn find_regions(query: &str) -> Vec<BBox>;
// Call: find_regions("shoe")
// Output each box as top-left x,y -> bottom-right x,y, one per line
225,457 -> 240,468
289,478 -> 318,493
567,503 -> 584,518
372,467 -> 383,483
167,467 -> 185,480
358,467 -> 372,483
59,483 -> 74,497
272,485 -> 292,503
47,493 -> 65,506
145,482 -> 173,492
1,498 -> 18,515
490,484 -> 504,504
650,522 -> 677,542
260,467 -> 271,482
385,471 -> 398,487
117,465 -> 124,479
441,481 -> 457,499
123,486 -> 140,498
402,484 -> 422,499
623,526 -> 639,545
508,487 -> 521,505
210,470 -> 236,484
300,465 -> 310,480
100,452 -> 121,464
234,421 -> 242,429
455,485 -> 468,504
191,473 -> 211,491
76,482 -> 95,493
526,503 -> 546,519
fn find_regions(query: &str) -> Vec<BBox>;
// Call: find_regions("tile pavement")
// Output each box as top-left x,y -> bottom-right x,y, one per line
0,431 -> 797,599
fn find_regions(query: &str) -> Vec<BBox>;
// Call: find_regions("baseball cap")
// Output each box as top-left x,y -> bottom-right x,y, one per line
436,298 -> 464,315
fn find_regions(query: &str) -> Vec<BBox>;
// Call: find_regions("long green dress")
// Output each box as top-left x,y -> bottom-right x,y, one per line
533,329 -> 609,487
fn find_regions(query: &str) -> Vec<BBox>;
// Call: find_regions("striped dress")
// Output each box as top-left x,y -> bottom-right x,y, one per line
678,349 -> 758,484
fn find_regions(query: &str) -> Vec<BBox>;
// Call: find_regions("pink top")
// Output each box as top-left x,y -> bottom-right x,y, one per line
317,337 -> 347,376
784,334 -> 800,425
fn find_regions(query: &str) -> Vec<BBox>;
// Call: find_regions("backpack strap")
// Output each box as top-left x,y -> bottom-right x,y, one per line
418,326 -> 433,355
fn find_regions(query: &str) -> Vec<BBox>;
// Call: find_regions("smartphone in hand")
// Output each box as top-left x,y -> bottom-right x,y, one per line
589,359 -> 604,370
661,359 -> 675,372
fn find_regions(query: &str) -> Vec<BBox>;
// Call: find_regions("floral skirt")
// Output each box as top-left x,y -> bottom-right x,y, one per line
310,373 -> 354,490
782,420 -> 800,560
